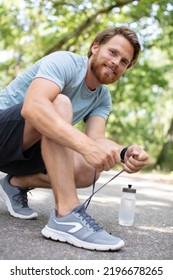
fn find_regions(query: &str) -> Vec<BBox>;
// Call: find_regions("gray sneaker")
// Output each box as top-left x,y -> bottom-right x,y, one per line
41,204 -> 124,251
0,175 -> 38,219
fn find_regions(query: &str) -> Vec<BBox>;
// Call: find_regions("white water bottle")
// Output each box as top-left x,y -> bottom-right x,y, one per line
118,184 -> 136,226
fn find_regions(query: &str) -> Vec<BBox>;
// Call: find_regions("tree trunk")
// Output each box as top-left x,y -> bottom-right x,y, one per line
156,118 -> 173,171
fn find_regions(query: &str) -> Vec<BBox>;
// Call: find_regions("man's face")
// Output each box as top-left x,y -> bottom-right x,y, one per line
90,35 -> 134,84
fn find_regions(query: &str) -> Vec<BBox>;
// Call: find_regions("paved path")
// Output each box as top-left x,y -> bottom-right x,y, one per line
0,170 -> 173,260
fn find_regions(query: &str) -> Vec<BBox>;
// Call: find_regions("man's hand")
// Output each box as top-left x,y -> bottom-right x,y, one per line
121,145 -> 149,173
82,138 -> 121,172
83,139 -> 148,174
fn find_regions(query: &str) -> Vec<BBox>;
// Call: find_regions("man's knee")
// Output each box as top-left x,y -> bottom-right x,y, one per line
75,167 -> 100,188
23,95 -> 73,150
74,153 -> 100,188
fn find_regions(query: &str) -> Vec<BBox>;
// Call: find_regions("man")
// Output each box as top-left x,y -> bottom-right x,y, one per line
0,26 -> 148,251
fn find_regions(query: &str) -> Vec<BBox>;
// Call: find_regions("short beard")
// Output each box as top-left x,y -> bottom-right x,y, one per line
90,56 -> 119,84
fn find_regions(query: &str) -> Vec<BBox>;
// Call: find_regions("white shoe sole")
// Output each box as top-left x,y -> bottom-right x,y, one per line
41,225 -> 125,251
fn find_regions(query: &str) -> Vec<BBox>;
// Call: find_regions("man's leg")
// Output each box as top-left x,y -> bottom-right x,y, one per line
15,94 -> 96,216
41,94 -> 95,216
0,104 -> 41,219
10,155 -> 97,190
10,173 -> 51,189
39,95 -> 124,251
10,95 -> 98,191
0,97 -> 124,250
0,95 -> 97,219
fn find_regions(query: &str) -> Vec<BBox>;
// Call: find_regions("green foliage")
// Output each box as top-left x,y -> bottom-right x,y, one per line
0,0 -> 173,171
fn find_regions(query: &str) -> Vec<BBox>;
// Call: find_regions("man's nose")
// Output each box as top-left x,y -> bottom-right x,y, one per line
111,57 -> 120,66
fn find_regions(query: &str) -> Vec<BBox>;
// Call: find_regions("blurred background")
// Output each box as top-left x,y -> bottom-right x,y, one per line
0,0 -> 173,173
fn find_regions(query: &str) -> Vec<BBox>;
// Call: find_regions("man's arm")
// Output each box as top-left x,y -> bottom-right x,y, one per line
85,116 -> 123,171
21,78 -> 120,172
22,78 -> 148,172
22,78 -> 96,152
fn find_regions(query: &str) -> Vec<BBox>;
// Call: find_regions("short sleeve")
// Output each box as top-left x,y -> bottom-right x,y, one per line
35,51 -> 75,91
84,87 -> 112,121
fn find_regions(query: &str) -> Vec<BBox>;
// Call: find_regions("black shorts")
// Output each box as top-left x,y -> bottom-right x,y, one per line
0,103 -> 45,176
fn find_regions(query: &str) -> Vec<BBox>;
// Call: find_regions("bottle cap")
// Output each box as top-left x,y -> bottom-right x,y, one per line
123,184 -> 136,193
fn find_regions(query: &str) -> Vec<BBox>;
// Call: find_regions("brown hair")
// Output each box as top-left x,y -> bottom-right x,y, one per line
88,26 -> 141,68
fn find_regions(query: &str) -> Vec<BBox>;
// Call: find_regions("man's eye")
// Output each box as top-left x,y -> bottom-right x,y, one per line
109,50 -> 116,56
121,60 -> 128,66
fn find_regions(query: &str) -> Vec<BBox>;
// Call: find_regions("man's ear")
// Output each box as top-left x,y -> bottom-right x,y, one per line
91,42 -> 100,55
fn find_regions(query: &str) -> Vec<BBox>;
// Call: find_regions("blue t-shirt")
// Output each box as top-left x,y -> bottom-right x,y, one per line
0,51 -> 112,124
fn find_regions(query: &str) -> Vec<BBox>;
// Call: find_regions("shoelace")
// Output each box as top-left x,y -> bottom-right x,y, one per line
79,208 -> 102,231
84,169 -> 124,209
76,169 -> 124,231
13,189 -> 30,208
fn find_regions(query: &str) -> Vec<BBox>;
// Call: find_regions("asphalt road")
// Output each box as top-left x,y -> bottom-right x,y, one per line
0,170 -> 173,260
